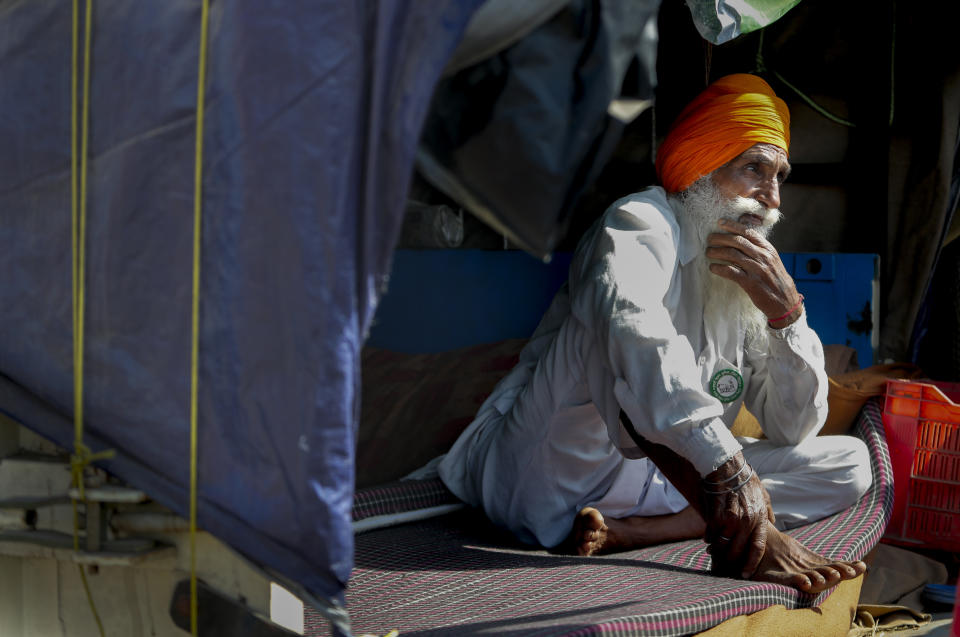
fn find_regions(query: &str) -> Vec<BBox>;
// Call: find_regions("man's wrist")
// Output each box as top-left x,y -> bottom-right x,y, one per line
702,465 -> 754,495
703,452 -> 746,483
767,294 -> 804,329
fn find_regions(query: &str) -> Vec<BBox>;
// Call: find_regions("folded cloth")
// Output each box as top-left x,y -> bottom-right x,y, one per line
824,363 -> 927,435
848,604 -> 932,636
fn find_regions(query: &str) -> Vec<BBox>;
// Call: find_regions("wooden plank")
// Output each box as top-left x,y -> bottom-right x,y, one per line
0,495 -> 71,509
68,485 -> 148,503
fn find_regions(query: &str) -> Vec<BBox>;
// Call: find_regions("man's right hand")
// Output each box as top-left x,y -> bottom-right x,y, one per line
701,453 -> 774,578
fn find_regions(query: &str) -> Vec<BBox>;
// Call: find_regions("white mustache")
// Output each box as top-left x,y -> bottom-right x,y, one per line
727,196 -> 782,229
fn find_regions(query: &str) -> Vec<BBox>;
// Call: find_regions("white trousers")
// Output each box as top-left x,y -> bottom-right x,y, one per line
590,434 -> 873,531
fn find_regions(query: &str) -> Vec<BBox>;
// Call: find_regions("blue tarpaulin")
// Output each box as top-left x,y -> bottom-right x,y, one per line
0,0 -> 482,617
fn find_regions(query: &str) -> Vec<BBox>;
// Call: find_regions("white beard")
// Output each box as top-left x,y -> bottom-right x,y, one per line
671,176 -> 783,342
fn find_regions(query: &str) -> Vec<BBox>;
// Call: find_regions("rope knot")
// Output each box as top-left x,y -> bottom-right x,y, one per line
70,442 -> 115,498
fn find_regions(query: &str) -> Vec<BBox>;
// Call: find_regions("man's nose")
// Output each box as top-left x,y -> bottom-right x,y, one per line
756,179 -> 780,210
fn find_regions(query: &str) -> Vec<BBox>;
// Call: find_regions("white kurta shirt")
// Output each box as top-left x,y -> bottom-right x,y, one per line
437,186 -> 829,547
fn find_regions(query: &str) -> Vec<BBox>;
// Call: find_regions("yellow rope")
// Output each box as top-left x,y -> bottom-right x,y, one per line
190,2 -> 211,635
70,2 -> 110,635
70,2 -> 78,363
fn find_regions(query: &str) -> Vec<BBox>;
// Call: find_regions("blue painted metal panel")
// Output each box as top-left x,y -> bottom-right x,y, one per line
793,253 -> 837,281
369,250 -> 880,367
368,250 -> 573,353
792,253 -> 879,367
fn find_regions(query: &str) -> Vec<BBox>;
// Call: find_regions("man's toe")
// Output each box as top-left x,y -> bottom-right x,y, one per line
815,566 -> 841,586
793,573 -> 814,592
833,562 -> 858,579
806,570 -> 826,589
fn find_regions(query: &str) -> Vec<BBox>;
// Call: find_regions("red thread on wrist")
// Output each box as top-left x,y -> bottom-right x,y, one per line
768,294 -> 804,325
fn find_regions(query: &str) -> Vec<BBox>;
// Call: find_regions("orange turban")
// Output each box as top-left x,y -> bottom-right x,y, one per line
655,74 -> 790,193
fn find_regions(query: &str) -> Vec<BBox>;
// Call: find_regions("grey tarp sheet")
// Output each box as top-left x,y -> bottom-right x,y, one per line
0,0 -> 482,614
416,0 -> 662,259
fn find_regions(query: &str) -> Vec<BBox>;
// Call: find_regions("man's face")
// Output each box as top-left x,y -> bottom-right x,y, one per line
710,143 -> 790,220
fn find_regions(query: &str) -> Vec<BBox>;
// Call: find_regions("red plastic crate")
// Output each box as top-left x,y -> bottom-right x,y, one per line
954,584 -> 960,637
882,379 -> 960,551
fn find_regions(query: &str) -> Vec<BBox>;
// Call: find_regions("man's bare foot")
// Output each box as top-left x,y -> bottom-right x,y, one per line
738,521 -> 866,594
567,507 -> 706,556
569,508 -> 608,555
571,510 -> 864,593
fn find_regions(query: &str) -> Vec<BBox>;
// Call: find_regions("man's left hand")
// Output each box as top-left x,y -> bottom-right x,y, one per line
701,454 -> 773,578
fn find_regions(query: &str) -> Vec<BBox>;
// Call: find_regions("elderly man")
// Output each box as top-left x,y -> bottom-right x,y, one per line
437,74 -> 871,593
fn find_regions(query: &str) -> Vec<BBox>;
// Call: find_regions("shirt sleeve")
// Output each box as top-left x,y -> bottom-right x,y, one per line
742,312 -> 829,445
569,195 -> 742,476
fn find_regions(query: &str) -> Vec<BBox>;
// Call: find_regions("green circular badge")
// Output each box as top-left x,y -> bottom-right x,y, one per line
710,368 -> 743,403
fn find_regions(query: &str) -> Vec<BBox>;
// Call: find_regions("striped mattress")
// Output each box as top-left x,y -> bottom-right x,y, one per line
307,399 -> 892,636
